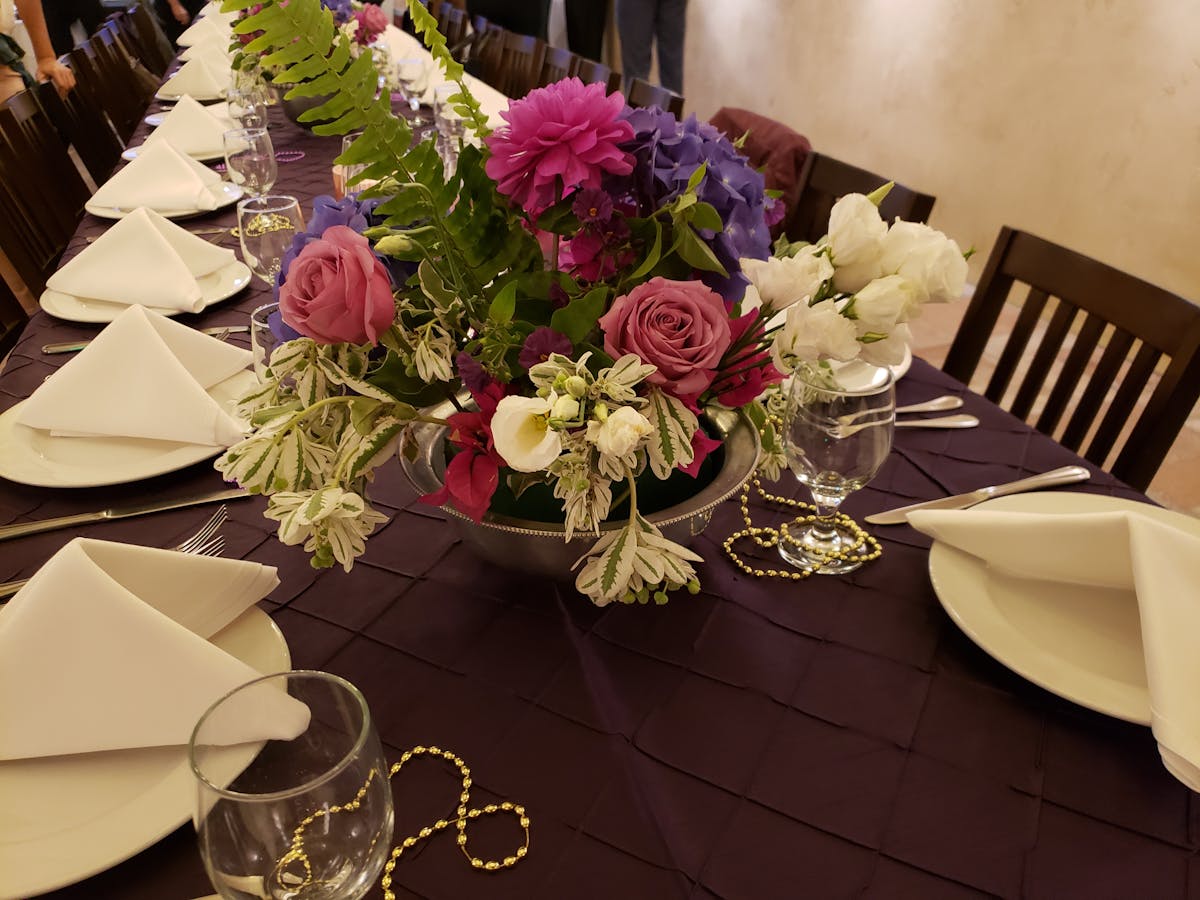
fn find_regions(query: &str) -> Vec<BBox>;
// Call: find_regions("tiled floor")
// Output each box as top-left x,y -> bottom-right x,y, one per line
908,297 -> 1200,516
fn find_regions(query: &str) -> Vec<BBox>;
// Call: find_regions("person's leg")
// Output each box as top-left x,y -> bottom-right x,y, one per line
616,0 -> 653,86
654,0 -> 686,95
41,0 -> 76,56
564,0 -> 607,62
76,0 -> 107,39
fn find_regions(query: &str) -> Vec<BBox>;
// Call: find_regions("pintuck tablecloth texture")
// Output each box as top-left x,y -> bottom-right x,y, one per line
2,100 -> 1197,900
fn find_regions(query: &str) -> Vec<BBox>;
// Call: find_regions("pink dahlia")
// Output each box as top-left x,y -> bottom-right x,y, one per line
484,77 -> 634,215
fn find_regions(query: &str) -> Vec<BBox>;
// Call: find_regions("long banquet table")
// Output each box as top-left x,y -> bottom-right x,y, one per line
2,90 -> 1198,900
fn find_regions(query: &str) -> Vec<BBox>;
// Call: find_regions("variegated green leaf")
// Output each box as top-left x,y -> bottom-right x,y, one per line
643,389 -> 698,479
347,415 -> 406,479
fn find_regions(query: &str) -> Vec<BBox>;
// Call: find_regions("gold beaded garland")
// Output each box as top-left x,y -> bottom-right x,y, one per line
723,475 -> 883,578
278,744 -> 530,898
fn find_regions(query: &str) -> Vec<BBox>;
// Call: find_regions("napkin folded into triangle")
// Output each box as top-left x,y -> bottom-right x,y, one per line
197,0 -> 237,23
180,34 -> 233,64
46,207 -> 235,312
161,57 -> 230,98
177,14 -> 230,47
17,304 -> 250,446
144,94 -> 232,158
91,140 -> 224,213
0,538 -> 308,760
909,506 -> 1200,792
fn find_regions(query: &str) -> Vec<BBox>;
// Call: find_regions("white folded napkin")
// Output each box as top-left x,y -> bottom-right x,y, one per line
910,506 -> 1200,792
161,57 -> 231,98
177,14 -> 230,47
46,207 -> 235,313
180,35 -> 233,66
382,23 -> 425,61
91,140 -> 225,213
0,538 -> 308,760
143,94 -> 231,157
197,0 -> 237,23
17,304 -> 251,446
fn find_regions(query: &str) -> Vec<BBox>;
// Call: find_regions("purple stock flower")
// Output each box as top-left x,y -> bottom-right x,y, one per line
518,327 -> 573,371
456,351 -> 492,394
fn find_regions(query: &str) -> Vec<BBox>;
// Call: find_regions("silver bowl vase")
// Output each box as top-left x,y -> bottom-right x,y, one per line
401,401 -> 761,582
278,86 -> 336,130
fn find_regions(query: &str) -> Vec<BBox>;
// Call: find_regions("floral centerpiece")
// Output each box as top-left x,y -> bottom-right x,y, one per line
218,0 -> 966,605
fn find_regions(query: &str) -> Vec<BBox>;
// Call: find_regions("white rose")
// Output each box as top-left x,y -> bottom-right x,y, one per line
770,298 -> 860,371
859,322 -> 911,368
586,406 -> 652,457
852,275 -> 917,336
491,396 -> 562,472
826,193 -> 887,267
879,220 -> 968,307
740,246 -> 834,313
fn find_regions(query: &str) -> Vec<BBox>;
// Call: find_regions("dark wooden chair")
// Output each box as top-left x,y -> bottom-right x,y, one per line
0,98 -> 91,294
485,31 -> 543,98
626,76 -> 683,117
436,3 -> 469,49
943,227 -> 1200,491
785,151 -> 936,245
463,17 -> 503,79
70,39 -> 142,141
0,266 -> 30,365
571,56 -> 621,95
537,44 -> 575,88
124,3 -> 175,76
35,80 -> 122,185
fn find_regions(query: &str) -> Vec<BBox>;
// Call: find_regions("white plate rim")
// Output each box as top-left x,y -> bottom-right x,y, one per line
927,492 -> 1200,724
0,369 -> 257,488
0,608 -> 290,898
85,182 -> 242,221
122,143 -> 225,163
154,88 -> 226,102
39,259 -> 252,324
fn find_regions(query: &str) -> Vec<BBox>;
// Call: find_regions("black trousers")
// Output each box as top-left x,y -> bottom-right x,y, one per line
43,0 -> 106,56
564,0 -> 607,62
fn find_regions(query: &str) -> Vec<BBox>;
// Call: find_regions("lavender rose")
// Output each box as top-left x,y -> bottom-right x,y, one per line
598,277 -> 733,399
279,225 -> 395,345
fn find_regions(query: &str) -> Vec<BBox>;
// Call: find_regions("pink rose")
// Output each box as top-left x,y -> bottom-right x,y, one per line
353,4 -> 387,44
279,225 -> 395,345
598,277 -> 733,398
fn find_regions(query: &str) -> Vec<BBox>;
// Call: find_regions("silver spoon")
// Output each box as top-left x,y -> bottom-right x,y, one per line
896,395 -> 963,415
895,413 -> 979,429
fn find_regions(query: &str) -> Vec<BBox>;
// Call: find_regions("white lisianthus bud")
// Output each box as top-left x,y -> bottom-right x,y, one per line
770,298 -> 860,371
878,220 -> 968,307
491,396 -> 562,472
740,245 -> 834,313
551,393 -> 581,421
826,193 -> 887,268
586,406 -> 652,457
851,275 -> 916,335
564,375 -> 588,398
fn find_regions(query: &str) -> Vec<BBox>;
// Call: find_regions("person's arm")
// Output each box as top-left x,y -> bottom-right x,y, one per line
12,0 -> 75,94
166,0 -> 190,25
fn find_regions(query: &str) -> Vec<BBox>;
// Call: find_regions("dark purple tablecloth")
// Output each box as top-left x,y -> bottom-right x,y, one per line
2,96 -> 1197,900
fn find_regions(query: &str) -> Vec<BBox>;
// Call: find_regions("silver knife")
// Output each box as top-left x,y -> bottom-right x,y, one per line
0,488 -> 252,542
42,326 -> 249,355
864,465 -> 1092,525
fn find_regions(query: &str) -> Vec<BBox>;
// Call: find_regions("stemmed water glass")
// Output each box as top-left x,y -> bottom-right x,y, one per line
189,671 -> 394,900
227,84 -> 268,130
393,57 -> 427,125
224,127 -> 277,200
237,195 -> 303,285
780,363 -> 896,574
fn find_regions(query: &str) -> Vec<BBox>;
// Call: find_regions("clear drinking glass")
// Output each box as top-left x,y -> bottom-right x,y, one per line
237,195 -> 303,285
432,82 -> 463,171
189,671 -> 394,900
227,85 -> 268,130
393,57 -> 426,125
332,132 -> 368,200
224,127 -> 277,199
780,364 -> 896,574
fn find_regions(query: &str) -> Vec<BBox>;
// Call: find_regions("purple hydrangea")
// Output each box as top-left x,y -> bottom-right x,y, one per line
606,106 -> 771,303
321,0 -> 354,25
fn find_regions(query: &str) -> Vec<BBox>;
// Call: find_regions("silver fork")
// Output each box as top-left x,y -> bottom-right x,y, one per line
0,506 -> 229,601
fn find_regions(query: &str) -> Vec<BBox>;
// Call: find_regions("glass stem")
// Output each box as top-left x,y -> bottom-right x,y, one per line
805,490 -> 846,553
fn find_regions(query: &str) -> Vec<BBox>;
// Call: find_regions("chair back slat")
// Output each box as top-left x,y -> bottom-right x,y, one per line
491,32 -> 543,98
127,2 -> 174,75
538,45 -> 575,87
571,56 -> 621,94
626,77 -> 683,117
0,266 -> 29,363
786,152 -> 935,245
943,225 -> 1200,490
35,80 -> 121,184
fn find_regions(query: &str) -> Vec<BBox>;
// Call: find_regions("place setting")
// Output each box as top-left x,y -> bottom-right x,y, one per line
124,95 -> 235,163
156,57 -> 232,104
85,140 -> 242,219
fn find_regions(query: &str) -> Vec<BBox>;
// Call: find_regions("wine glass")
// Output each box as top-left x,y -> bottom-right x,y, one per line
227,85 -> 268,130
237,195 -> 303,285
393,57 -> 427,125
224,127 -> 277,200
332,132 -> 368,200
250,301 -> 282,380
780,363 -> 896,574
432,83 -> 463,171
189,671 -> 394,900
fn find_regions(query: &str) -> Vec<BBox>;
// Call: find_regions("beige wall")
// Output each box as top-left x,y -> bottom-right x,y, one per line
682,0 -> 1200,299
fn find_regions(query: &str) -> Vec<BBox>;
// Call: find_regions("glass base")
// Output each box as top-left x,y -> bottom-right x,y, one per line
778,519 -> 870,575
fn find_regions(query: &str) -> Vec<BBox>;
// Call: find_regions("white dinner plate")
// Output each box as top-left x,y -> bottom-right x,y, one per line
0,369 -> 257,488
39,260 -> 252,323
830,344 -> 912,387
0,608 -> 290,899
122,143 -> 225,163
85,182 -> 242,221
155,88 -> 226,103
928,492 -> 1200,724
